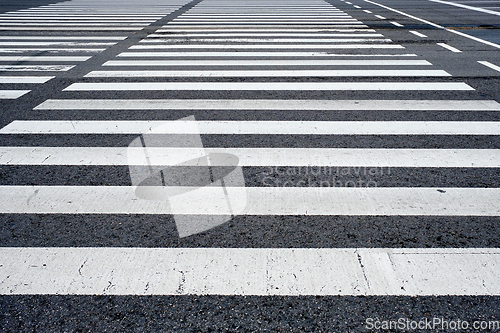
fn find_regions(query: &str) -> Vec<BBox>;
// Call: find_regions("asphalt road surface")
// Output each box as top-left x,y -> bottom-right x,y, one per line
0,0 -> 499,331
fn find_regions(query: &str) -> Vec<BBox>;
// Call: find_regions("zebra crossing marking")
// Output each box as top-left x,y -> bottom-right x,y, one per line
139,38 -> 392,42
117,51 -> 419,57
34,99 -> 500,110
85,70 -> 451,77
0,90 -> 30,99
0,65 -> 75,72
1,247 -> 499,295
3,120 -> 499,135
1,147 -> 498,167
0,186 -> 499,216
104,60 -> 429,65
0,76 -> 54,83
2,0 -> 499,299
0,56 -> 91,62
129,44 -> 404,49
63,82 -> 474,91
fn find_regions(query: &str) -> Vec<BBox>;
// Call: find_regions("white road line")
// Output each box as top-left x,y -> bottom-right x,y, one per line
0,16 -> 164,20
2,247 -> 498,295
169,20 -> 360,23
0,42 -> 116,46
409,30 -> 427,37
0,90 -> 30,99
103,60 -> 431,66
0,148 -> 498,167
390,21 -> 404,27
0,27 -> 145,31
178,14 -> 349,16
0,48 -> 105,53
147,33 -> 383,37
140,38 -> 391,43
0,23 -> 149,26
0,56 -> 91,62
0,65 -> 75,72
176,15 -> 352,18
4,120 -> 499,135
161,24 -> 369,28
437,42 -> 462,52
478,61 -> 500,73
129,44 -> 404,50
365,0 -> 500,49
156,29 -> 375,32
0,76 -> 54,83
117,52 -> 417,57
63,82 -> 473,91
0,186 -> 499,216
429,0 -> 500,16
374,14 -> 386,19
34,99 -> 500,111
0,20 -> 155,23
85,70 -> 451,77
353,5 -> 362,8
0,36 -> 127,40
173,17 -> 357,19
363,10 -> 372,13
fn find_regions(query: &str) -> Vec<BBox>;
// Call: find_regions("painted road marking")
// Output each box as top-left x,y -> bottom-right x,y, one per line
129,44 -> 404,49
390,21 -> 404,27
0,56 -> 91,62
0,76 -> 54,83
118,52 -> 418,57
139,38 -> 391,43
0,90 -> 30,99
147,33 -> 384,37
0,49 -> 105,54
0,42 -> 116,46
365,0 -> 500,49
2,248 -> 499,296
429,0 -> 500,16
85,70 -> 451,77
1,147 -> 498,167
0,186 -> 499,215
409,30 -> 427,37
63,82 -> 474,91
437,42 -> 462,52
374,14 -> 386,19
156,28 -> 376,32
34,99 -> 500,110
0,36 -> 127,40
2,248 -> 498,296
0,65 -> 75,71
478,61 -> 500,73
0,27 -> 145,31
4,120 -> 499,135
160,24 -> 369,28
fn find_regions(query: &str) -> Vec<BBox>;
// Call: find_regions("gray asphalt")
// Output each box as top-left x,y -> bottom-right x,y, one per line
0,0 -> 500,331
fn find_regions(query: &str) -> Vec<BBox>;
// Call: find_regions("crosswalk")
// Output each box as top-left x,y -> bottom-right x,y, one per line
0,0 -> 189,100
1,0 -> 500,298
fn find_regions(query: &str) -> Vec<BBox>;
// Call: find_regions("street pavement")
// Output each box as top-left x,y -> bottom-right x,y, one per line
0,0 -> 499,331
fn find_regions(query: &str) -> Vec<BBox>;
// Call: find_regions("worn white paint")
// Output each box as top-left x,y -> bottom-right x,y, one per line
0,247 -> 500,296
63,82 -> 473,91
34,99 -> 500,110
3,120 -> 498,135
0,147 -> 498,167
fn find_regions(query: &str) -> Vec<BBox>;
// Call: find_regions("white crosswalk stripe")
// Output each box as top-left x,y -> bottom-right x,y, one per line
0,0 -> 499,299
